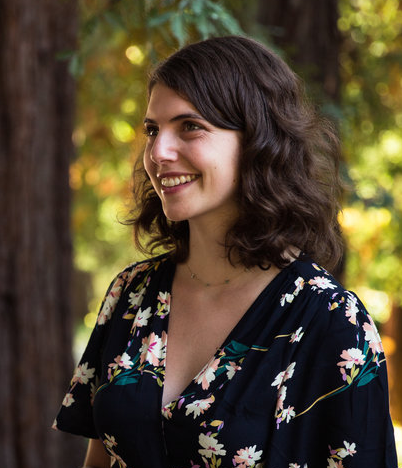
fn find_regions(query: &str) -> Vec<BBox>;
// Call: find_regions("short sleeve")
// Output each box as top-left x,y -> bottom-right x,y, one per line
53,268 -> 130,438
266,287 -> 398,467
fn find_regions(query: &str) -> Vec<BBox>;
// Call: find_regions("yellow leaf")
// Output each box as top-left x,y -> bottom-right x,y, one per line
210,420 -> 224,427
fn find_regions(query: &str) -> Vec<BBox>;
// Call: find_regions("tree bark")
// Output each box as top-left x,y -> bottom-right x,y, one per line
257,0 -> 341,101
382,304 -> 402,424
0,0 -> 85,466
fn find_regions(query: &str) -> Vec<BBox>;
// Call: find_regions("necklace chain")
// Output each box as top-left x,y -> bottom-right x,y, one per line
186,263 -> 249,287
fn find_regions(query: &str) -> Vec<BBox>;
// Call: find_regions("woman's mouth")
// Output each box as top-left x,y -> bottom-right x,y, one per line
160,174 -> 199,187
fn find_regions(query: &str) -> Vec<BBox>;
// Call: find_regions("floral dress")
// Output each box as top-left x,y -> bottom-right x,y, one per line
54,254 -> 397,468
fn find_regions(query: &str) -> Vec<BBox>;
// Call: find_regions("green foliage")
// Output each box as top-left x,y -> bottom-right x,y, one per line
338,0 -> 402,308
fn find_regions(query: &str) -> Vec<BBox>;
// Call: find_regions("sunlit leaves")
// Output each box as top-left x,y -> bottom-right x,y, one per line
338,0 -> 402,306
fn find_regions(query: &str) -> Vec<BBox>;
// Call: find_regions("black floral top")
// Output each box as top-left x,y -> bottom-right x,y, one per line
54,254 -> 397,468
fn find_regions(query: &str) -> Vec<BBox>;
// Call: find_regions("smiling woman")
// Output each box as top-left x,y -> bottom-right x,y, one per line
54,36 -> 397,468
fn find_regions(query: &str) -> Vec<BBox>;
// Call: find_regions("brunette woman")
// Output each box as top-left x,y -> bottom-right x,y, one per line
55,36 -> 397,468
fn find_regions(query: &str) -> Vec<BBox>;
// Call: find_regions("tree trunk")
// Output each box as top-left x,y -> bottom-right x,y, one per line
256,0 -> 341,101
382,304 -> 402,424
0,0 -> 85,466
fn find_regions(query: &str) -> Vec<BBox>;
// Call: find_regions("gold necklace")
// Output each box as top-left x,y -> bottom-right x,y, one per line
186,263 -> 249,287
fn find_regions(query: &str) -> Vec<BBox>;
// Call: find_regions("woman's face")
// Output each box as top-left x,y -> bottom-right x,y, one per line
143,83 -> 242,224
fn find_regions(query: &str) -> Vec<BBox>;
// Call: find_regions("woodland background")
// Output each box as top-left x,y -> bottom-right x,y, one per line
1,0 -> 401,466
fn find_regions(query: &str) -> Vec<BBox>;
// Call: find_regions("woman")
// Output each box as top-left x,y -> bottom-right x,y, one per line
54,36 -> 397,468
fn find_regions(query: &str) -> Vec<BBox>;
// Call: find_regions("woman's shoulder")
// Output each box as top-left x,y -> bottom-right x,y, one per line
283,255 -> 367,322
285,255 -> 377,339
112,252 -> 172,285
95,253 -> 172,326
287,255 -> 346,298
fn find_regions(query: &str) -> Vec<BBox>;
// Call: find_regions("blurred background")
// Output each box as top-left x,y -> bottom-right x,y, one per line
1,0 -> 401,466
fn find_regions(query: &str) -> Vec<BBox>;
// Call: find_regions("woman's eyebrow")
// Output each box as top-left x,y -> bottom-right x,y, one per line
143,112 -> 205,124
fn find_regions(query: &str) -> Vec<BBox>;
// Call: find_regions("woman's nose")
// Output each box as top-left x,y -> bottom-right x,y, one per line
150,131 -> 179,164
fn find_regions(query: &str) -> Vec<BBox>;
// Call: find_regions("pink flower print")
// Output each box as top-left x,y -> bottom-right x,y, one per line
117,352 -> 134,369
194,357 -> 220,390
185,396 -> 215,419
97,281 -> 123,324
309,276 -> 336,290
290,327 -> 304,343
139,332 -> 167,366
338,441 -> 356,458
72,362 -> 95,385
327,460 -> 344,468
345,295 -> 359,325
276,385 -> 287,411
363,315 -> 383,354
225,361 -> 242,380
161,405 -> 173,419
62,393 -> 75,407
234,445 -> 263,466
132,306 -> 152,328
337,348 -> 365,369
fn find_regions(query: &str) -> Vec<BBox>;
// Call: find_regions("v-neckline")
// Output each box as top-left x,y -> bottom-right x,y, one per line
160,257 -> 295,409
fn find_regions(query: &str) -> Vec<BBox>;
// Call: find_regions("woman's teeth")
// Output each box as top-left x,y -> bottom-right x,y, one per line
161,174 -> 198,187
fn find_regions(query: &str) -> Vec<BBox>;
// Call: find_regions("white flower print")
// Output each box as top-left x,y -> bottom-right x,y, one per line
103,434 -> 127,468
185,396 -> 215,419
338,441 -> 356,458
290,327 -> 304,343
62,393 -> 75,407
128,287 -> 146,309
282,405 -> 296,423
194,357 -> 220,390
327,459 -> 344,468
118,352 -> 134,369
345,294 -> 359,325
157,291 -> 171,308
289,464 -> 300,468
309,276 -> 336,290
280,293 -> 295,306
104,433 -> 118,449
133,306 -> 152,328
225,361 -> 242,380
139,331 -> 167,366
294,277 -> 305,295
72,362 -> 95,385
198,433 -> 226,458
363,315 -> 383,354
234,445 -> 263,466
271,362 -> 296,389
337,348 -> 366,369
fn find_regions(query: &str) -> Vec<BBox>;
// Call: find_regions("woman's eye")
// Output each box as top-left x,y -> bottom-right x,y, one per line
183,121 -> 202,132
143,126 -> 159,137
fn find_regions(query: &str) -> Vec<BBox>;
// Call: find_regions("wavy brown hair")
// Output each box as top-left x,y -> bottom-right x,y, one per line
129,36 -> 343,271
